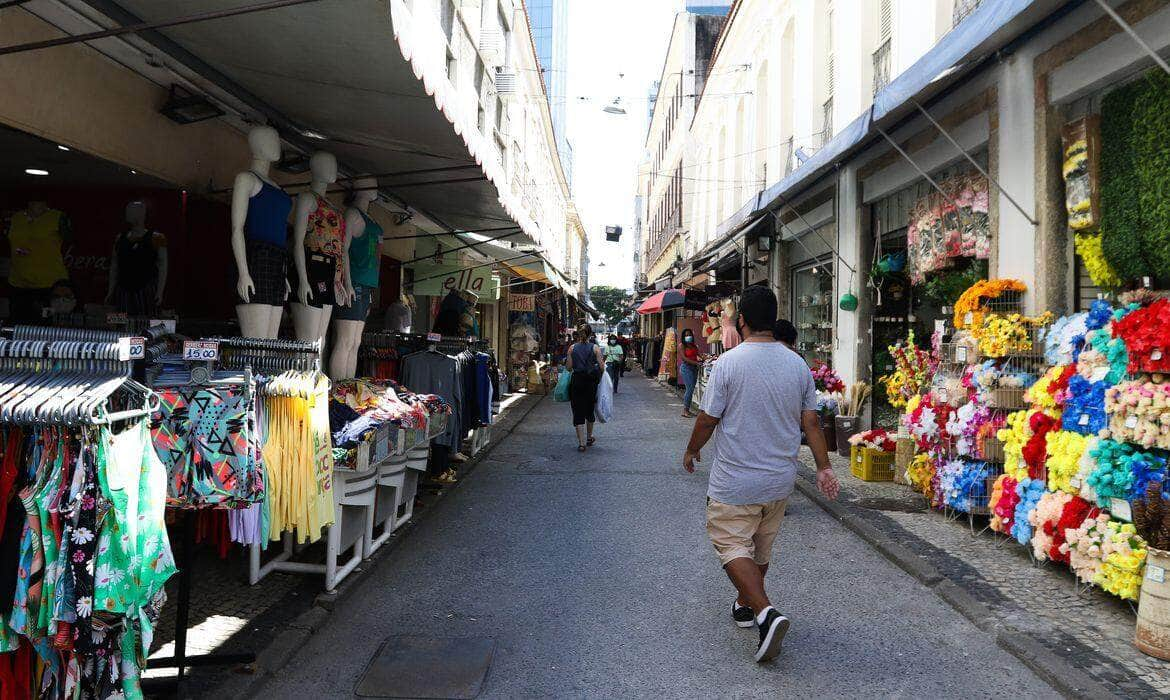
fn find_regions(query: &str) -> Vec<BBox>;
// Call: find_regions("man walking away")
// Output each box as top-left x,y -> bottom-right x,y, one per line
683,286 -> 839,663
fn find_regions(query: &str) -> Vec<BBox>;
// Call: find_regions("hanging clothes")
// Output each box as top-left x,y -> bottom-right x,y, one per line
400,351 -> 464,450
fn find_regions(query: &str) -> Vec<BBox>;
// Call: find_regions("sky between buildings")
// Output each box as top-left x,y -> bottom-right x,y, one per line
565,0 -> 684,291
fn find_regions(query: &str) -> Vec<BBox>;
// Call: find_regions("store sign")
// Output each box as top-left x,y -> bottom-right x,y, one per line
509,293 -> 535,312
410,263 -> 500,299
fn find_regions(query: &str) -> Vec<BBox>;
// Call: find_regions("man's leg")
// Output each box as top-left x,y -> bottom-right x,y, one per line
735,563 -> 768,608
724,558 -> 772,613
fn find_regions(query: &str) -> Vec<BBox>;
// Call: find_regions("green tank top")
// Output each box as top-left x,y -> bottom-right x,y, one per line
349,210 -> 382,289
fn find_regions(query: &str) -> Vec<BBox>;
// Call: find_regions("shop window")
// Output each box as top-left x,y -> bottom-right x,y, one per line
792,261 -> 834,367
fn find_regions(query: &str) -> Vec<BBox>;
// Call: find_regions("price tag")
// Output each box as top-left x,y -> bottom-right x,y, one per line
955,346 -> 968,363
426,332 -> 442,342
106,312 -> 128,325
1110,498 -> 1133,522
1090,366 -> 1109,383
964,312 -> 974,325
1070,476 -> 1082,489
1143,276 -> 1152,288
116,336 -> 146,361
938,388 -> 949,403
934,319 -> 946,336
1153,349 -> 1163,361
182,340 -> 220,362
1148,565 -> 1166,584
1125,415 -> 1139,429
1078,413 -> 1090,426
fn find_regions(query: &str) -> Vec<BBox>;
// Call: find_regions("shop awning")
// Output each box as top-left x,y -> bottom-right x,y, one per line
756,111 -> 871,215
83,0 -> 541,243
636,288 -> 705,315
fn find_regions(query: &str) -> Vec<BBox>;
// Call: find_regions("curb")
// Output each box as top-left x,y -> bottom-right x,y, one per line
215,393 -> 547,699
793,475 -> 1120,700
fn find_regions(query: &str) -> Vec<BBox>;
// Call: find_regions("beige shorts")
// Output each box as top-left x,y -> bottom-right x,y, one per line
706,498 -> 788,567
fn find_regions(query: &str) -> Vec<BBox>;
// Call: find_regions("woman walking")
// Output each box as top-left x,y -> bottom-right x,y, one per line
679,329 -> 701,418
604,334 -> 625,394
567,326 -> 605,451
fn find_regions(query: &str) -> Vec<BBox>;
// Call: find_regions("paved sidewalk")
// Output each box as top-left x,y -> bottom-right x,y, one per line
794,449 -> 1170,699
253,373 -> 1056,698
143,391 -> 545,698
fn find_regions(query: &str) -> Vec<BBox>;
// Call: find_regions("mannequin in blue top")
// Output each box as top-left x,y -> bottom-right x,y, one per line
330,177 -> 383,379
230,126 -> 293,339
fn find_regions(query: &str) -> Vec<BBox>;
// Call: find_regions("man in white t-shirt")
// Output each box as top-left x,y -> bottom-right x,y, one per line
683,285 -> 839,663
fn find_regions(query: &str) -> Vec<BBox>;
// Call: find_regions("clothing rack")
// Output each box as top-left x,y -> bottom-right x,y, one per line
0,332 -> 158,425
210,336 -> 322,373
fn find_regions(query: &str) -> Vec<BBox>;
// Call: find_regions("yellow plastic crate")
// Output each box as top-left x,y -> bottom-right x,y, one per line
851,445 -> 896,482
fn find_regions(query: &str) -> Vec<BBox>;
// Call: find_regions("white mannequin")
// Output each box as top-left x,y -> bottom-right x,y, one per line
105,200 -> 168,310
230,126 -> 289,339
329,177 -> 379,379
290,151 -> 353,365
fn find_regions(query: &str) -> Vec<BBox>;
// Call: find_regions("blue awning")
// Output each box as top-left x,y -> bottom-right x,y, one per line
872,0 -> 1068,123
755,111 -> 871,214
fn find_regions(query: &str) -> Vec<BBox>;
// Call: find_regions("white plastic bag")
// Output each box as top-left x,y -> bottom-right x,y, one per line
596,370 -> 614,423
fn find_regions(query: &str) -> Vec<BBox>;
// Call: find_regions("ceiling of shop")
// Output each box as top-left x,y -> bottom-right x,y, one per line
86,0 -> 519,234
0,124 -> 169,188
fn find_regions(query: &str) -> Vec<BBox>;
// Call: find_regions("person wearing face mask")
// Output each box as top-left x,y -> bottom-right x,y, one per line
603,334 -> 625,394
679,328 -> 702,418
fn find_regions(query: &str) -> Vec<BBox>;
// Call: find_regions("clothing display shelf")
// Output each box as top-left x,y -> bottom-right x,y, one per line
0,325 -> 159,425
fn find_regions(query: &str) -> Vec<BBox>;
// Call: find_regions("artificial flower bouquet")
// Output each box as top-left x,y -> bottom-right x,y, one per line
990,474 -> 1020,533
953,279 -> 1028,330
848,428 -> 897,452
1045,430 -> 1090,495
1062,374 -> 1108,435
976,312 -> 1054,358
1086,439 -> 1168,505
903,393 -> 954,454
880,332 -> 937,411
1025,364 -> 1075,409
1074,232 -> 1122,289
1060,511 -> 1146,600
906,453 -> 936,499
1011,477 -> 1047,546
1043,311 -> 1090,365
1113,297 -> 1170,374
940,459 -> 991,513
1029,490 -> 1074,562
811,362 -> 846,393
1105,379 -> 1170,449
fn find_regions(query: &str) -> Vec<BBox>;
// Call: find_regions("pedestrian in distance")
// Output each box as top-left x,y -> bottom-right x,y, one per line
567,325 -> 605,452
603,334 -> 625,394
682,285 -> 840,663
678,328 -> 703,418
773,318 -> 798,350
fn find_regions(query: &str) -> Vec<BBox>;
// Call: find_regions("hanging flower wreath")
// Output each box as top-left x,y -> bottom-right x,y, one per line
1074,232 -> 1123,289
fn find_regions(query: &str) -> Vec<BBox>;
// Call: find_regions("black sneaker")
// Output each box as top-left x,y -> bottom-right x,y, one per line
732,602 -> 755,628
754,609 -> 790,663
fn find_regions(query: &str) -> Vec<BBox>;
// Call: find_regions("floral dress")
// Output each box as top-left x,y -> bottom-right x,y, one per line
93,423 -> 176,700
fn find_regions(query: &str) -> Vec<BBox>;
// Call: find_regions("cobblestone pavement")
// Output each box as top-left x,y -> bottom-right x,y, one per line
256,373 -> 1056,698
800,451 -> 1170,698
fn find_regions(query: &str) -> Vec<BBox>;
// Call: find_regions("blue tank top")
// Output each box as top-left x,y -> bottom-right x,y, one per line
244,174 -> 293,246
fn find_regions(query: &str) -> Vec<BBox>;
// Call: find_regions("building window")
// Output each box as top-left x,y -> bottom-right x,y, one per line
872,39 -> 891,95
441,0 -> 456,42
953,0 -> 984,26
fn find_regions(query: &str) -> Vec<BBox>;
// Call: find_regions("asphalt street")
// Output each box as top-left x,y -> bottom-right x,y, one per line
258,372 -> 1058,698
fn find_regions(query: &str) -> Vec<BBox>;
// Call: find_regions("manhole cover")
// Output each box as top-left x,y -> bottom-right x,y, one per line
853,497 -> 926,513
356,636 -> 494,699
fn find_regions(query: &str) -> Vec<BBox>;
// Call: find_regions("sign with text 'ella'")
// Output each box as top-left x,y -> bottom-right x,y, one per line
411,263 -> 500,300
508,293 -> 535,312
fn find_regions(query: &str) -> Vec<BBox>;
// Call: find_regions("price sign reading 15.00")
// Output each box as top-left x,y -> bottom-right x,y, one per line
183,341 -> 220,362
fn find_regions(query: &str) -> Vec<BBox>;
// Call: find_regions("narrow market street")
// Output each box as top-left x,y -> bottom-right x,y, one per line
257,373 -> 1056,698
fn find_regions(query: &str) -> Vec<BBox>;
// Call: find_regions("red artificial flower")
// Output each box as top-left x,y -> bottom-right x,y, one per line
1049,496 -> 1099,563
1048,365 -> 1077,405
993,476 -> 1020,531
1023,411 -> 1058,480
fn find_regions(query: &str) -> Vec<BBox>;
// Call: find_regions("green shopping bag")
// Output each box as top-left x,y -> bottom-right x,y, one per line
553,369 -> 571,402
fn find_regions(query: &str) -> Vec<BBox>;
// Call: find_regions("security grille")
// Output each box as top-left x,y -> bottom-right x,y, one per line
873,39 -> 891,95
953,0 -> 984,26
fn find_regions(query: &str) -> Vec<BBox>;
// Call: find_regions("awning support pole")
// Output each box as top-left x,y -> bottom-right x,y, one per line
383,225 -> 523,242
768,201 -> 857,275
912,100 -> 1038,226
0,0 -> 326,56
876,126 -> 965,210
1092,0 -> 1170,78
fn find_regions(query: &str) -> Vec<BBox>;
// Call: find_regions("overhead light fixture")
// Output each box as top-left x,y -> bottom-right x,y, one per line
159,84 -> 224,125
602,99 -> 626,115
57,145 -> 70,152
301,129 -> 328,140
24,168 -> 49,176
130,169 -> 138,175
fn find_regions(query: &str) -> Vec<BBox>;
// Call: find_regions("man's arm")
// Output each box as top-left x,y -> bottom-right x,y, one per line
801,409 -> 840,499
683,412 -> 719,473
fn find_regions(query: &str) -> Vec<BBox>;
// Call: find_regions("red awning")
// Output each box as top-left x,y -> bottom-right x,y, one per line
636,288 -> 687,315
